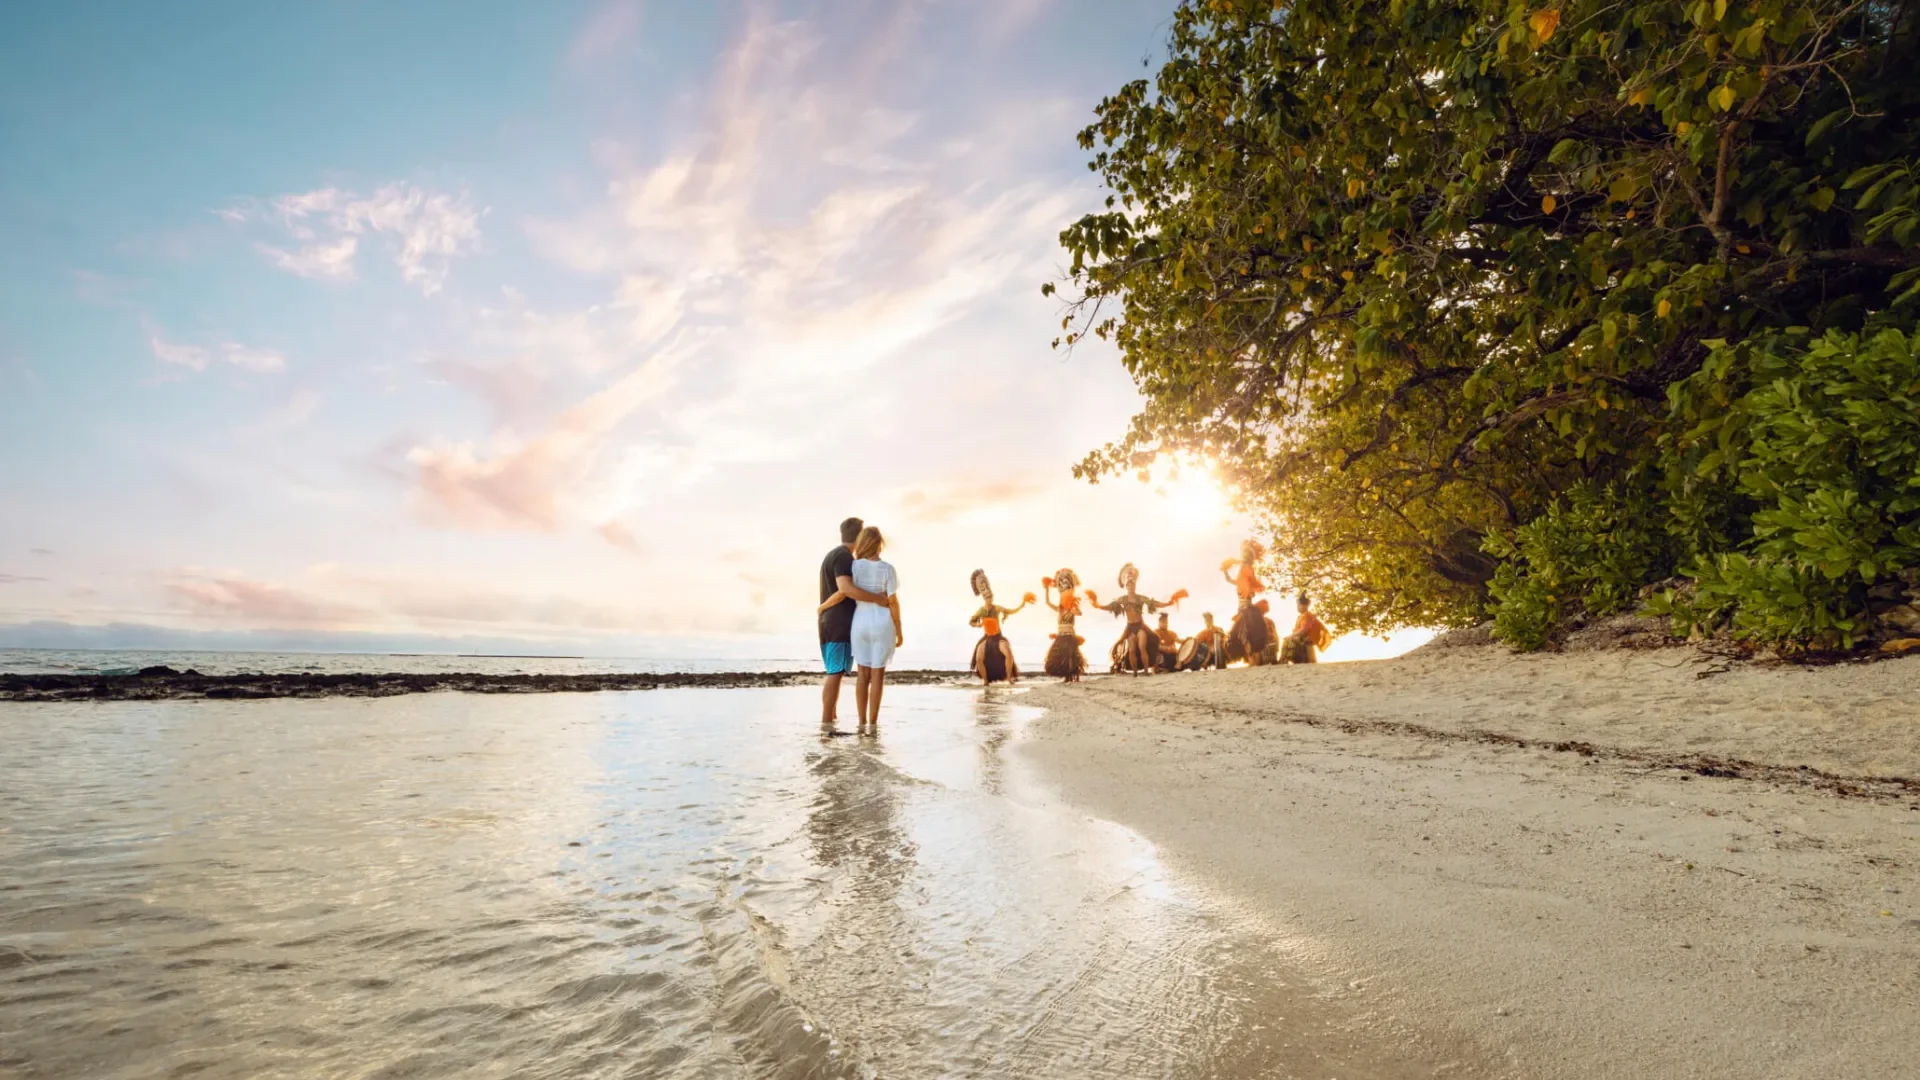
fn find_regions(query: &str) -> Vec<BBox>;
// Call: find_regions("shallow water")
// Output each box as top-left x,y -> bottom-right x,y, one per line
0,687 -> 1448,1078
0,647 -> 828,677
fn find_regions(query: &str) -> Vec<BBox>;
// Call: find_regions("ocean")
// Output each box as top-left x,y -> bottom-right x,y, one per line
0,678 -> 1432,1077
0,648 -> 828,678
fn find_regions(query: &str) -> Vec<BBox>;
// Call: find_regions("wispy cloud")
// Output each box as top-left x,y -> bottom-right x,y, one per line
407,351 -> 681,530
259,234 -> 359,281
228,183 -> 483,295
147,330 -> 287,374
418,10 -> 1073,538
157,562 -> 762,638
596,520 -> 642,551
167,569 -> 357,626
148,333 -> 209,371
896,476 -> 1050,524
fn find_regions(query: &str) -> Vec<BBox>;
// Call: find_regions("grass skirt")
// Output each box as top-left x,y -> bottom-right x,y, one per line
1043,633 -> 1086,678
1229,603 -> 1270,663
972,634 -> 1019,682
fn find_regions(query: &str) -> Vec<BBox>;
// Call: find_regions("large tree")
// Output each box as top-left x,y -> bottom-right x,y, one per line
1053,0 -> 1920,642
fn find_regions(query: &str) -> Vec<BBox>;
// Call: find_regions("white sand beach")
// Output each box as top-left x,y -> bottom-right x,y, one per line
1020,647 -> 1920,1079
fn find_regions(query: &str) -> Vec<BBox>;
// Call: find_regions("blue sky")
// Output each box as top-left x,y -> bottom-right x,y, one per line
0,0 -> 1375,665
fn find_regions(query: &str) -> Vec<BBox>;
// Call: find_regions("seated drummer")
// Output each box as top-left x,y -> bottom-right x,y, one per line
1281,594 -> 1333,663
1194,612 -> 1226,669
1155,612 -> 1181,671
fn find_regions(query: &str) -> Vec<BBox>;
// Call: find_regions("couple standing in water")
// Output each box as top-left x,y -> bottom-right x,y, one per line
818,517 -> 903,734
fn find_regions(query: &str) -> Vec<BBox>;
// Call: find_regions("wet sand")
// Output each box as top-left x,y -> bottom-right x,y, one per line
0,668 -> 965,703
1019,649 -> 1920,1079
0,685 -> 1492,1078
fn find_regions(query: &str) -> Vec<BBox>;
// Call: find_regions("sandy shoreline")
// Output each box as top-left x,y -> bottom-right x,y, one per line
1018,647 -> 1920,1079
0,668 -> 967,702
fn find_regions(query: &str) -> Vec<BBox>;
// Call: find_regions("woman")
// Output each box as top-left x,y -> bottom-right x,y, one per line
1220,538 -> 1270,666
968,570 -> 1032,684
818,526 -> 901,733
1041,569 -> 1093,682
1101,563 -> 1186,676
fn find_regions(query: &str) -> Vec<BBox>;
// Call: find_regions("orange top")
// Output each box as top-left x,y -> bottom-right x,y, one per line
1236,564 -> 1263,601
1293,612 -> 1331,650
982,616 -> 1002,636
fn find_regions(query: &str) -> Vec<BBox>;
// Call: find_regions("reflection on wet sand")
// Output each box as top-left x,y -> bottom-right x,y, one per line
1,686 -> 1472,1079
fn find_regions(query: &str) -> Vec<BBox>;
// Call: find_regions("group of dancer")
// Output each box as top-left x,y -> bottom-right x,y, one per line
817,517 -> 1338,733
964,539 -> 1332,685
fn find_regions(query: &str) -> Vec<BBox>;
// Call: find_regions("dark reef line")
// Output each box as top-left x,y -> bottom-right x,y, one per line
0,667 -> 969,702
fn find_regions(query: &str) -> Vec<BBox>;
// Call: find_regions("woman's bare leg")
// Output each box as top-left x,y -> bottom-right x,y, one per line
866,668 -> 888,729
854,666 -> 872,729
999,640 -> 1016,683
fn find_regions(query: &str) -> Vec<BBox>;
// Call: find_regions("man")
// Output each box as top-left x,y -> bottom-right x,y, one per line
1154,612 -> 1181,671
820,516 -> 891,730
1280,593 -> 1333,664
1194,612 -> 1228,670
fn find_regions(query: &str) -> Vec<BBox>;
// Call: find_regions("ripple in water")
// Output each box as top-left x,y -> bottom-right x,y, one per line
0,687 -> 1458,1078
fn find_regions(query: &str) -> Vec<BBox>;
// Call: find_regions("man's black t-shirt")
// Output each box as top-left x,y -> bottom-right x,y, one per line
819,545 -> 855,644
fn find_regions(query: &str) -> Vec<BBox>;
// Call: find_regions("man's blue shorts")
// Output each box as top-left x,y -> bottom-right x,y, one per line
821,641 -> 853,675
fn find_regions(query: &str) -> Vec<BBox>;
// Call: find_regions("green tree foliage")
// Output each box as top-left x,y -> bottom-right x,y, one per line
1051,0 -> 1920,646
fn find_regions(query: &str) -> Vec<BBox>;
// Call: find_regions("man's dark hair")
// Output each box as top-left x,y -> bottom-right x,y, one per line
840,517 -> 864,544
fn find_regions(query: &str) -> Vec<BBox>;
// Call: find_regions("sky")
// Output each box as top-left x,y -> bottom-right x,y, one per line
0,0 -> 1427,666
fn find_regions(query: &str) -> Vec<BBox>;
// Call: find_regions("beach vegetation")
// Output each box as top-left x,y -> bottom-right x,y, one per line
1052,0 -> 1920,650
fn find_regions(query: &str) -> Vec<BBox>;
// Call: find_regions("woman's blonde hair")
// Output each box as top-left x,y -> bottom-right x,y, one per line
852,525 -> 886,560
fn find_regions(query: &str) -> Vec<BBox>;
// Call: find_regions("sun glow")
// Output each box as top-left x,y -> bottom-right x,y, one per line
1152,467 -> 1238,533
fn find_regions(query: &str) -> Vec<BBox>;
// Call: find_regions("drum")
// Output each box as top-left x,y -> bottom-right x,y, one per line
1110,637 -> 1129,672
1175,636 -> 1211,671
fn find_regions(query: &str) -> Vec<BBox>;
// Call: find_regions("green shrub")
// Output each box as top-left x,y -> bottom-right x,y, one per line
1485,482 -> 1676,651
1689,554 -> 1868,651
1662,328 -> 1920,649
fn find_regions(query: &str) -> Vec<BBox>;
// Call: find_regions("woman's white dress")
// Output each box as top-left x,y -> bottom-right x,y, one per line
849,558 -> 898,668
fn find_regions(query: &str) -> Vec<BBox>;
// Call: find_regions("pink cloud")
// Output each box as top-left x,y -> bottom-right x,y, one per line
407,354 -> 678,531
166,570 -> 361,627
597,521 -> 642,551
897,476 -> 1048,523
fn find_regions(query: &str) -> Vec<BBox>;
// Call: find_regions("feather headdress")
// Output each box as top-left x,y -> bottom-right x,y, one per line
1117,563 -> 1138,590
970,569 -> 991,598
1053,568 -> 1079,591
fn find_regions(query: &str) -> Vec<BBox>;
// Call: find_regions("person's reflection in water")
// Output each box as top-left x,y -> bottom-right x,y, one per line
797,739 -> 925,1061
803,741 -> 914,894
972,694 -> 1014,795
